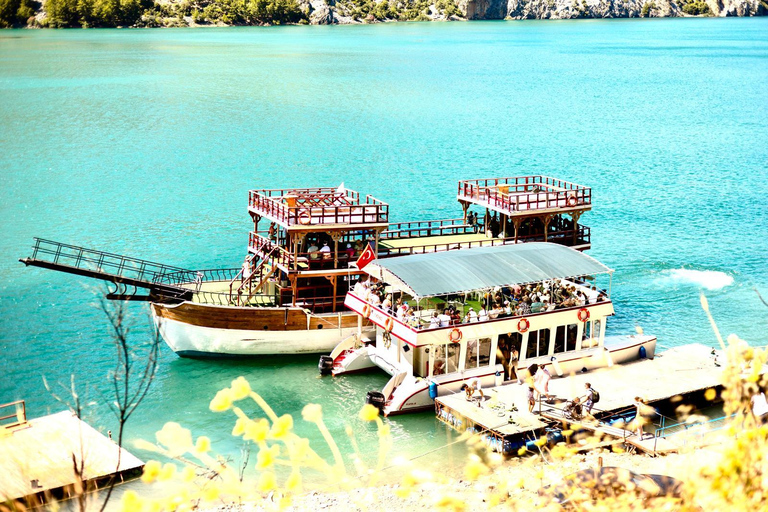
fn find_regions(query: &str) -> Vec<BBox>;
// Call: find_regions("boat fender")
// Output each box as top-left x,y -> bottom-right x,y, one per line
578,308 -> 590,322
517,318 -> 530,333
448,328 -> 462,343
429,381 -> 438,400
318,355 -> 334,376
298,209 -> 312,225
384,317 -> 394,332
639,345 -> 647,359
567,191 -> 578,207
362,304 -> 372,319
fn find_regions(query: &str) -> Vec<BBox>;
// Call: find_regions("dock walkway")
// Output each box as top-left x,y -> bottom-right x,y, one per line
0,408 -> 144,506
435,344 -> 749,455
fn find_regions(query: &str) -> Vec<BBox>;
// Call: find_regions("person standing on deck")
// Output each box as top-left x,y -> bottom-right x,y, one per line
582,383 -> 597,415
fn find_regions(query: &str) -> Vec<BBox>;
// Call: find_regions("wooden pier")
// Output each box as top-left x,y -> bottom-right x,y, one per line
435,343 -> 758,456
0,404 -> 144,506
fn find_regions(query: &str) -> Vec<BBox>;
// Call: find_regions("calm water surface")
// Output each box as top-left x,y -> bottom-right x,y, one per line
1,18 -> 767,492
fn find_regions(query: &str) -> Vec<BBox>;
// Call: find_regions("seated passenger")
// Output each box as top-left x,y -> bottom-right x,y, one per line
503,300 -> 513,316
530,301 -> 544,313
319,242 -> 332,260
438,310 -> 451,328
489,303 -> 503,319
449,307 -> 462,325
464,308 -> 478,323
429,312 -> 441,328
307,242 -> 320,260
478,306 -> 489,322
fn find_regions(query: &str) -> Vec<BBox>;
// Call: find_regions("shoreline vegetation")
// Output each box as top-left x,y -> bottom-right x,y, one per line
0,0 -> 766,29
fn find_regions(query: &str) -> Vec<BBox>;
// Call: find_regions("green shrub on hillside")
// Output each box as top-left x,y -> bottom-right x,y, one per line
680,0 -> 711,15
0,0 -> 38,27
44,0 -> 150,27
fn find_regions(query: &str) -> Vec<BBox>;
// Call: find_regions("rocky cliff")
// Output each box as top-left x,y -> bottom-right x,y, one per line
304,0 -> 766,24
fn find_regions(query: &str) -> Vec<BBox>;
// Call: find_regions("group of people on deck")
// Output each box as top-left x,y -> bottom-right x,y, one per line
353,276 -> 608,330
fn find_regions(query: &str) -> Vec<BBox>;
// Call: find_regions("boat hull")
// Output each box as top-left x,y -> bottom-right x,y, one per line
151,301 -> 366,357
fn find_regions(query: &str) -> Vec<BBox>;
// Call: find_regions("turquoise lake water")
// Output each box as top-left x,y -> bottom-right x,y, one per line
1,18 -> 767,493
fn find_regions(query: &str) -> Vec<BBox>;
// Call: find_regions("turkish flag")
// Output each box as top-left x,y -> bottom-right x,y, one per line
355,243 -> 376,270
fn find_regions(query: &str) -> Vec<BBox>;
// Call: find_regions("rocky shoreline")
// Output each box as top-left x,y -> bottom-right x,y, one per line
2,0 -> 765,29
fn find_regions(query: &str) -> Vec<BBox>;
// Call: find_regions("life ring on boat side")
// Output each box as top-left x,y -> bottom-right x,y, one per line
384,317 -> 394,332
567,192 -> 578,207
448,328 -> 463,343
362,304 -> 372,319
578,308 -> 590,322
298,210 -> 312,225
517,318 -> 530,333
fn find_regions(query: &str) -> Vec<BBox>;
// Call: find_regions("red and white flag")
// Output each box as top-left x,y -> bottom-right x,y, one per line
355,243 -> 376,270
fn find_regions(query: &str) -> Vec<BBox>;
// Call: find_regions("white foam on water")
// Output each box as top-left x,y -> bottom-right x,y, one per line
666,269 -> 734,291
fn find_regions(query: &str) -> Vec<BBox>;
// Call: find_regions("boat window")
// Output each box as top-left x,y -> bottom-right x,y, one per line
432,344 -> 446,376
478,338 -> 491,366
432,343 -> 460,376
566,324 -> 578,352
446,343 -> 460,373
526,329 -> 551,358
466,337 -> 492,369
554,326 -> 565,354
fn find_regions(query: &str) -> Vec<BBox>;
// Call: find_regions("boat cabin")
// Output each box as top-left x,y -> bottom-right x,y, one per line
329,243 -> 646,415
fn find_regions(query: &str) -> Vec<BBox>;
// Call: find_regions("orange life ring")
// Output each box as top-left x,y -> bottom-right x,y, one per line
517,318 -> 530,333
298,210 -> 311,225
384,317 -> 394,332
567,192 -> 578,207
578,308 -> 590,322
448,328 -> 462,343
362,304 -> 372,319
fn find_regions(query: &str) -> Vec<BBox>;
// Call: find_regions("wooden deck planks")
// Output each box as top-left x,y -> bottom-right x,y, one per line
436,344 -> 759,453
0,410 -> 143,502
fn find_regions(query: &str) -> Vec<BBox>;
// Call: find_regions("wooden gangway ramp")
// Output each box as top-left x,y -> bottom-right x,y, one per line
0,406 -> 144,506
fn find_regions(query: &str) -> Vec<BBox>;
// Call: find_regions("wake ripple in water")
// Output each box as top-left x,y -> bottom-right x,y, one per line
665,269 -> 734,291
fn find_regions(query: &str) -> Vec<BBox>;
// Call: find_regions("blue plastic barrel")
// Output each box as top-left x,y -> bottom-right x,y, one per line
429,381 -> 438,399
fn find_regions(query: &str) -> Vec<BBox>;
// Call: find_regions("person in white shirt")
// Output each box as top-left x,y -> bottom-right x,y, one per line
504,301 -> 512,316
478,306 -> 489,322
429,312 -> 441,328
464,308 -> 478,323
438,311 -> 451,327
319,242 -> 332,260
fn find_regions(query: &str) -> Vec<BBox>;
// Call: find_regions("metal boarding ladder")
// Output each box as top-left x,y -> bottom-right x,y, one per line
19,238 -> 193,301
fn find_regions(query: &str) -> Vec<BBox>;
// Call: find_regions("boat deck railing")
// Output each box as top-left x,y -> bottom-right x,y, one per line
458,176 -> 592,216
154,267 -> 276,306
249,187 -> 389,228
382,218 -> 474,239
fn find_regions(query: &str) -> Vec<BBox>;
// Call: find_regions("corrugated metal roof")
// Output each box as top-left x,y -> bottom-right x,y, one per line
368,243 -> 611,298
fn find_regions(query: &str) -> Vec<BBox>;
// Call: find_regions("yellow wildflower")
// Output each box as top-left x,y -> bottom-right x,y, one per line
301,403 -> 323,423
257,471 -> 277,492
270,414 -> 294,439
156,422 -> 193,457
158,463 -> 176,482
435,495 -> 467,511
534,437 -> 548,447
201,486 -> 219,502
244,418 -> 270,443
181,466 -> 196,482
359,404 -> 380,422
141,460 -> 162,483
209,388 -> 234,412
230,376 -> 251,401
120,490 -> 143,512
285,471 -> 302,492
195,436 -> 211,454
232,417 -> 247,437
464,458 -> 489,481
256,444 -> 281,469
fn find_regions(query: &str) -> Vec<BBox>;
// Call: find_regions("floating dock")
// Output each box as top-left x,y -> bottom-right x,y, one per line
435,343 -> 757,456
0,404 -> 144,506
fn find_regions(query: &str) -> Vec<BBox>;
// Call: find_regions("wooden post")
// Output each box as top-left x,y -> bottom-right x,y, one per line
512,218 -> 521,244
571,211 -> 582,246
330,231 -> 343,269
542,214 -> 554,243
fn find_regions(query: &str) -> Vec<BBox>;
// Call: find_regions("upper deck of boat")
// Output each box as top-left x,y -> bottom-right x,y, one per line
248,187 -> 389,232
458,176 -> 592,218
